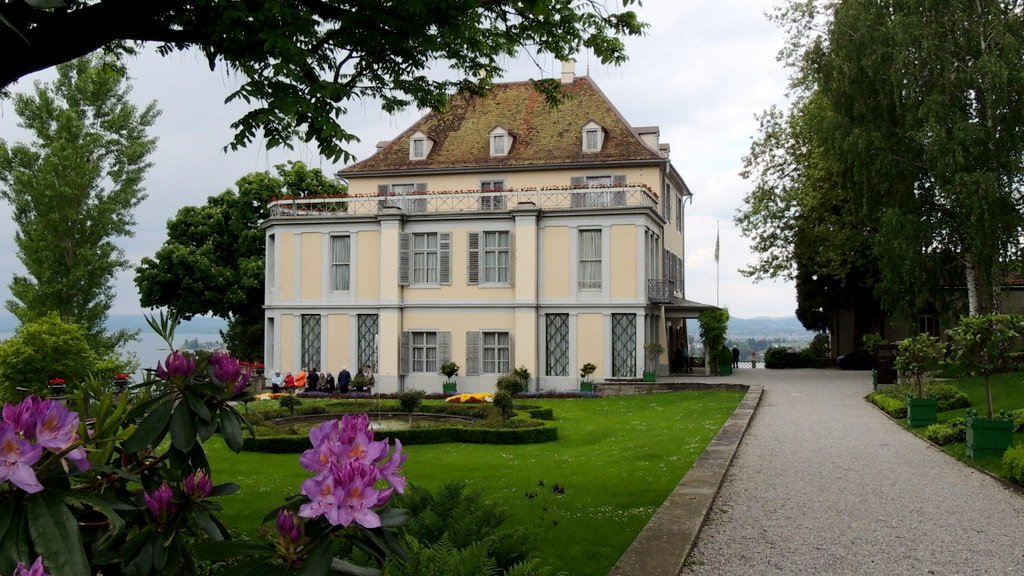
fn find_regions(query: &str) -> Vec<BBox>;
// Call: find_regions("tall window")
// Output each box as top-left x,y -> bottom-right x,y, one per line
400,232 -> 451,286
482,332 -> 511,374
410,332 -> 437,373
301,314 -> 321,371
413,233 -> 438,284
578,229 -> 602,290
357,314 -> 378,371
570,175 -> 626,207
545,314 -> 570,376
378,183 -> 427,212
676,195 -> 683,231
330,235 -> 350,291
611,313 -> 636,377
472,231 -> 511,284
267,234 -> 276,291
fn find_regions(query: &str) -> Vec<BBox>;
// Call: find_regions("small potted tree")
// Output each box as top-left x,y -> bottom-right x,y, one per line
948,314 -> 1024,458
579,362 -> 597,393
894,333 -> 945,427
397,389 -> 425,426
643,342 -> 664,382
440,361 -> 460,395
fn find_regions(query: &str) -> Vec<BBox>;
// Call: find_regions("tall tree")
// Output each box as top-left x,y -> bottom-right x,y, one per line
135,161 -> 344,359
0,0 -> 646,163
0,53 -> 159,353
739,0 -> 1024,322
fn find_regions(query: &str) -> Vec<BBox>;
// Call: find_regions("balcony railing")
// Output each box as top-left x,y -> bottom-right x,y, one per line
647,279 -> 677,304
267,186 -> 659,217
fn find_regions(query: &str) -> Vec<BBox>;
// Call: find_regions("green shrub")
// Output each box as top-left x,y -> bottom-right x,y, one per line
926,383 -> 971,411
921,418 -> 966,446
1003,444 -> 1024,486
808,333 -> 831,358
496,374 -> 525,397
1012,408 -> 1024,432
867,392 -> 907,418
278,395 -> 302,416
493,390 -> 515,419
764,346 -> 789,369
398,389 -> 426,414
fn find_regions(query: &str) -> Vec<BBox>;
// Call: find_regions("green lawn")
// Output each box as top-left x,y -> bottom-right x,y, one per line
209,390 -> 745,575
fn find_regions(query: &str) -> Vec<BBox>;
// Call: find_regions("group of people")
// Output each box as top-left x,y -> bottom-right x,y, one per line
269,364 -> 375,394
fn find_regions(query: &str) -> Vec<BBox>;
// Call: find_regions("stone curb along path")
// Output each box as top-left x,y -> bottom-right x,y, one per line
607,384 -> 763,576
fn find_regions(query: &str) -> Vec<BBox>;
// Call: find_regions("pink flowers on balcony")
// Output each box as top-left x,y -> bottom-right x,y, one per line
0,395 -> 89,494
297,414 -> 406,529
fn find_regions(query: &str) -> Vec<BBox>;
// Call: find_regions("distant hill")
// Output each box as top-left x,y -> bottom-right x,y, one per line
0,313 -> 227,334
726,316 -> 814,341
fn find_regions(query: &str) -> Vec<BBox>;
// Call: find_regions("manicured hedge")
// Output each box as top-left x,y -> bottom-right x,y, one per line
241,412 -> 558,453
921,418 -> 966,446
867,392 -> 907,418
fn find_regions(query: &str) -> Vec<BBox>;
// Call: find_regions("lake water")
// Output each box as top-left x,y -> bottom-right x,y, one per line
0,331 -> 224,381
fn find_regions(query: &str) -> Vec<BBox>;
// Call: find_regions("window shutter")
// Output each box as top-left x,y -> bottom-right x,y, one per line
507,332 -> 515,374
612,175 -> 627,206
466,331 -> 481,376
467,232 -> 480,285
438,332 -> 451,366
439,232 -> 452,285
377,184 -> 390,195
400,331 -> 411,375
399,232 -> 410,285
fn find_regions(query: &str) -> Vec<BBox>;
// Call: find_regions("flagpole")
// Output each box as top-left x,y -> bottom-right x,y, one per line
714,221 -> 720,307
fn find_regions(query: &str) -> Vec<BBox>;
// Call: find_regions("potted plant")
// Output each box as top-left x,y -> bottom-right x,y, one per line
716,345 -> 733,376
579,362 -> 597,392
642,342 -> 664,382
894,333 -> 944,427
440,361 -> 460,394
513,365 -> 531,391
948,314 -> 1024,458
352,372 -> 369,392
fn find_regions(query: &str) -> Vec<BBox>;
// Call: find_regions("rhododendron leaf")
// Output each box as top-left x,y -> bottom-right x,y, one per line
195,413 -> 219,442
185,391 -> 213,423
209,482 -> 240,498
297,538 -> 333,576
219,410 -> 243,453
125,396 -> 173,453
170,401 -> 197,453
0,498 -> 31,572
25,491 -> 90,576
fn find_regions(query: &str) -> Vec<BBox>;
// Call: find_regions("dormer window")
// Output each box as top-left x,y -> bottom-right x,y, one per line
409,131 -> 433,160
489,126 -> 511,157
581,121 -> 605,153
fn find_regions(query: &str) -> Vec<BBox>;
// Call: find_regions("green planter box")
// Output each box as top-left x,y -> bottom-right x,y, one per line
642,371 -> 656,382
580,382 -> 594,393
442,382 -> 457,395
718,363 -> 733,376
966,417 -> 1014,459
906,397 -> 937,428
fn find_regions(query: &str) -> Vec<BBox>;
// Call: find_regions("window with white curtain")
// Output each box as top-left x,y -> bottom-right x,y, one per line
483,231 -> 511,284
482,331 -> 511,374
411,331 -> 438,373
330,235 -> 350,291
412,233 -> 439,284
578,229 -> 602,290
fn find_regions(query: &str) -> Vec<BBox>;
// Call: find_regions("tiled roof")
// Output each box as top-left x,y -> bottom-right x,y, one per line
340,77 -> 665,175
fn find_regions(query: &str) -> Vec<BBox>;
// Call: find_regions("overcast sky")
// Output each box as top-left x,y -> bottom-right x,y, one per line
0,0 -> 798,322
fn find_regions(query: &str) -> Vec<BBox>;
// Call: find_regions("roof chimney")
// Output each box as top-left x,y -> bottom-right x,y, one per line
560,59 -> 576,84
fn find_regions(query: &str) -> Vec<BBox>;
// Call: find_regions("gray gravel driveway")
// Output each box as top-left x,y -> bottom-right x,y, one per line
683,369 -> 1024,575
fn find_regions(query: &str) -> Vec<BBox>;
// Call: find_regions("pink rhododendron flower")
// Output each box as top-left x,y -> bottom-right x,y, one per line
144,483 -> 177,518
276,508 -> 303,545
0,422 -> 44,493
184,470 -> 213,499
3,395 -> 40,435
295,414 -> 405,528
210,352 -> 252,395
156,351 -> 196,381
13,556 -> 51,576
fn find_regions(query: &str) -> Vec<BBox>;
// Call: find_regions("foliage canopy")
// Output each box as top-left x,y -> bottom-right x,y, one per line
0,0 -> 647,162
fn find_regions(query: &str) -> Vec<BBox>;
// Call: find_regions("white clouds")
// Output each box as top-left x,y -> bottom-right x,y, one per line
0,1 -> 798,321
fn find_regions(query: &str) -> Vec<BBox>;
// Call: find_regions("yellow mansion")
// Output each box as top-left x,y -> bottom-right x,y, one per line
263,62 -> 713,393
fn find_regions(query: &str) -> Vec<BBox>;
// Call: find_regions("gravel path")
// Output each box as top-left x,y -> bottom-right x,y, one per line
682,369 -> 1024,575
